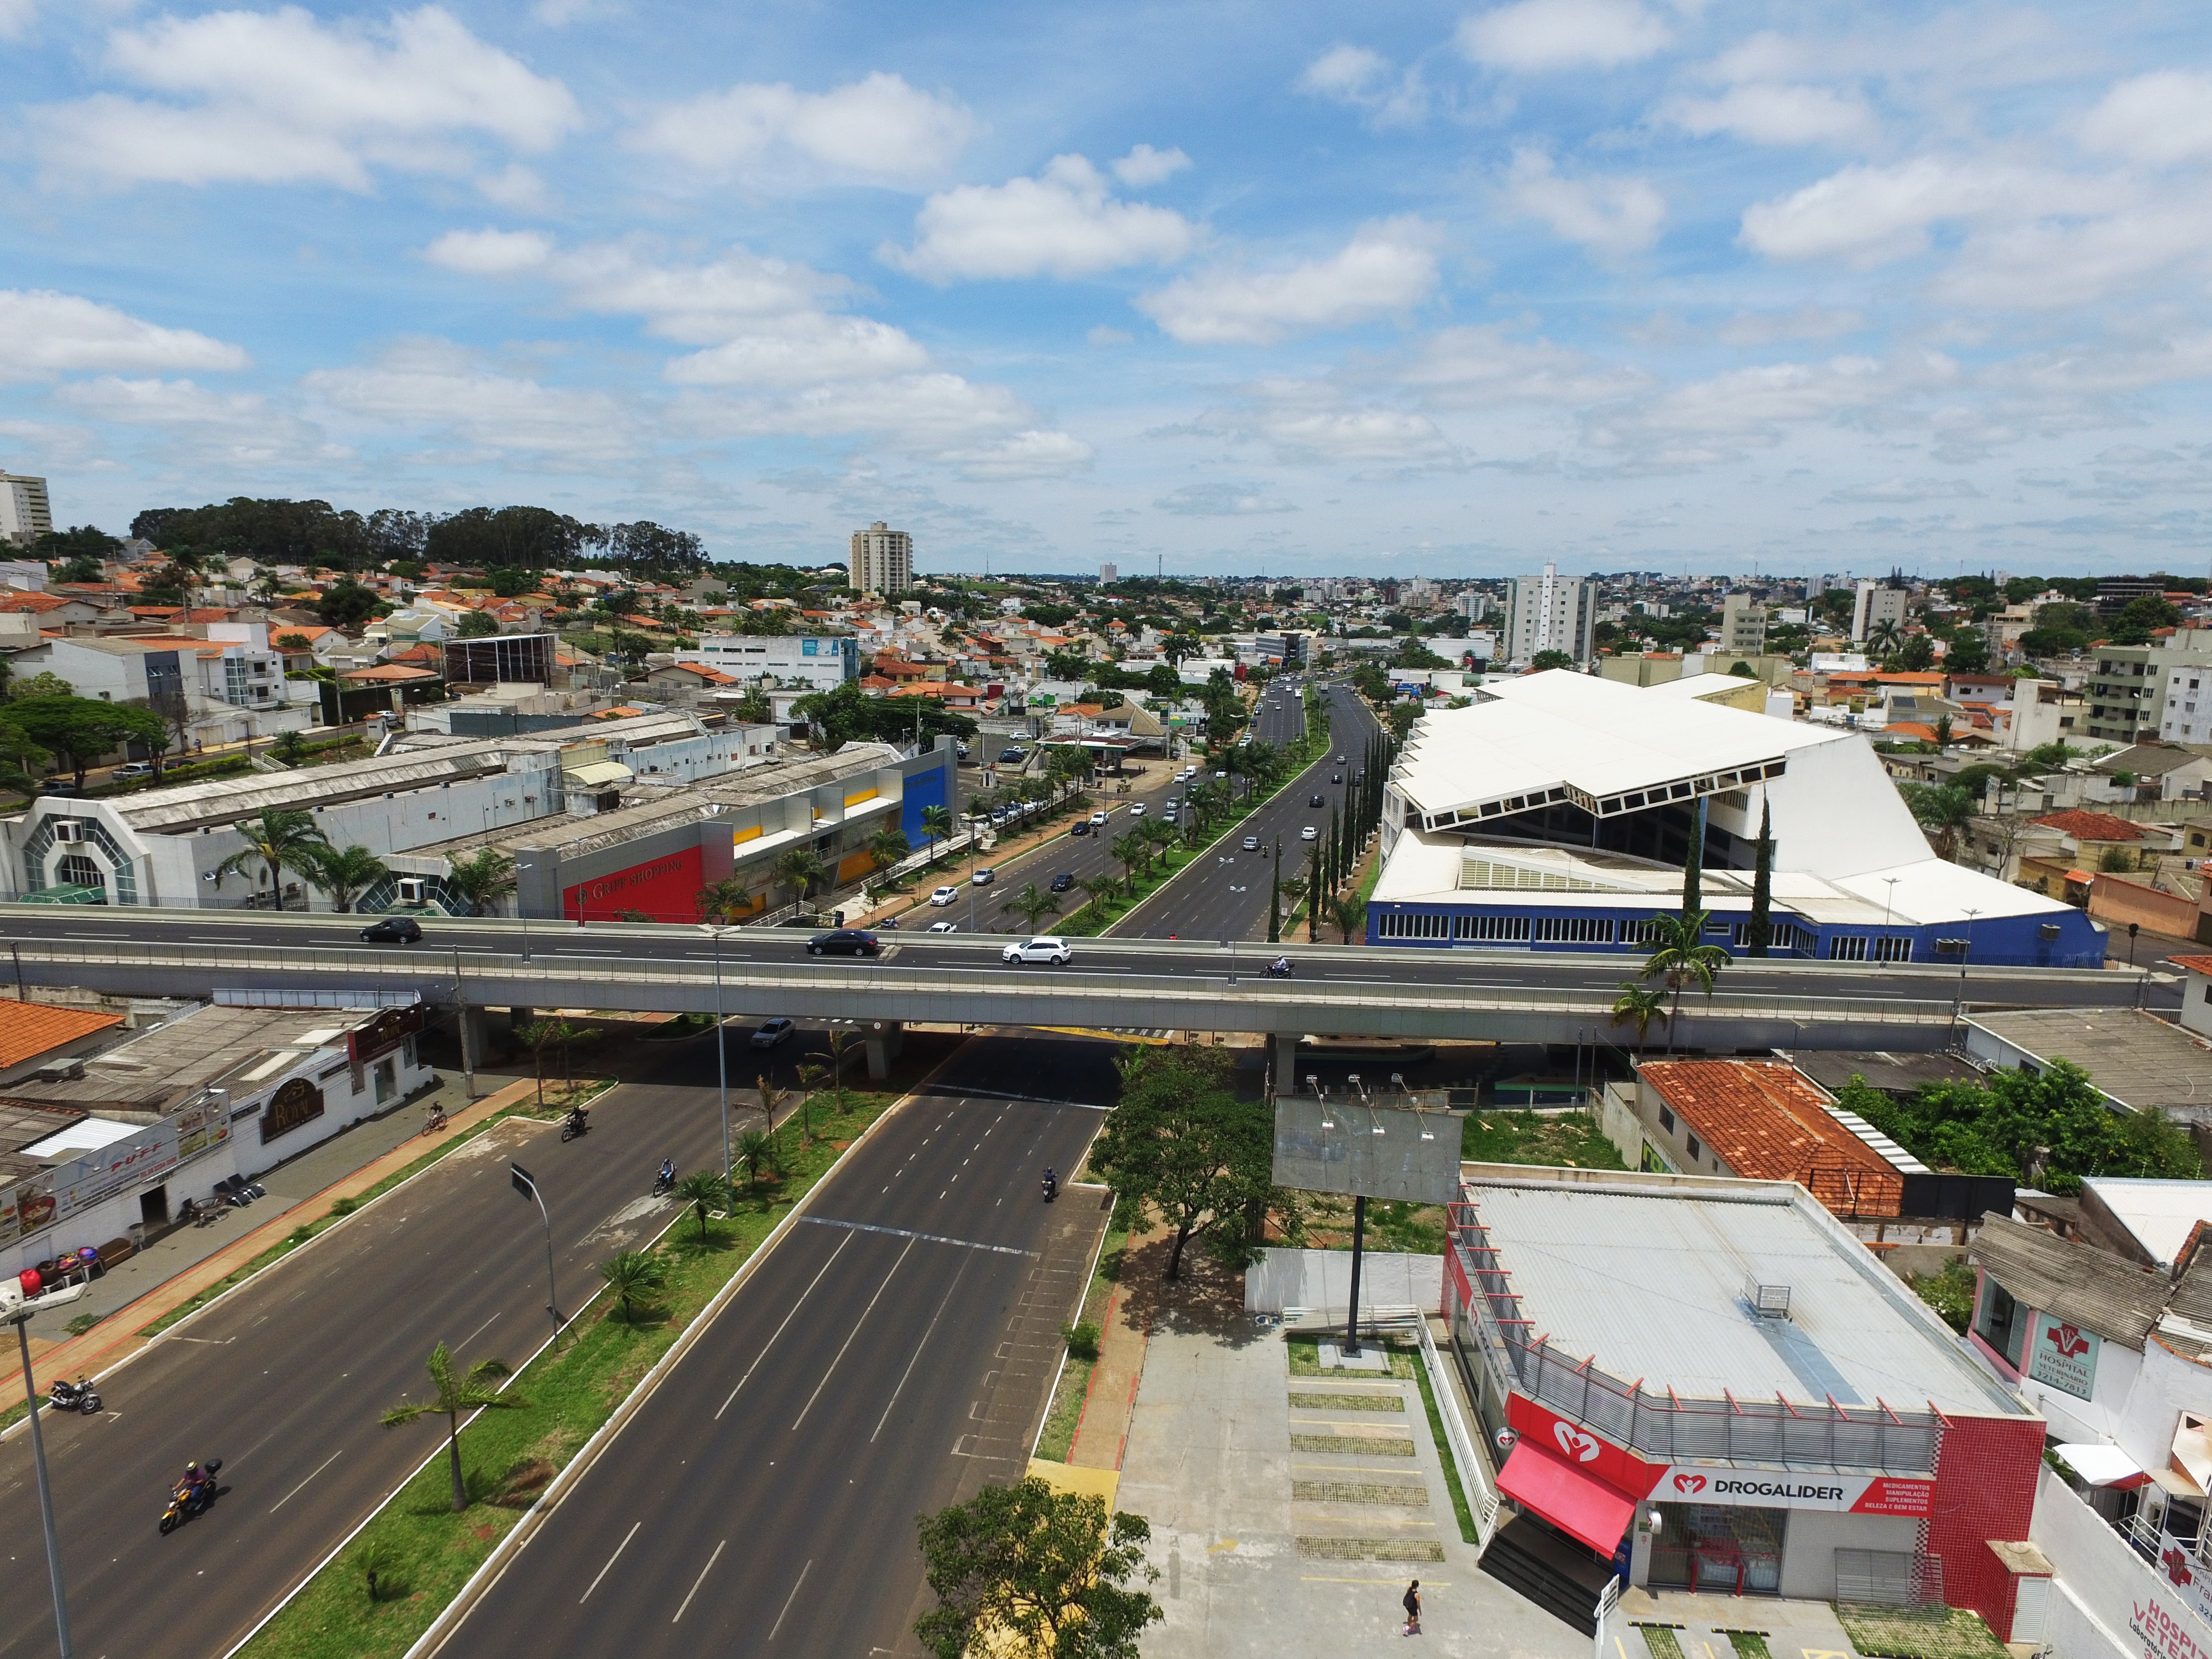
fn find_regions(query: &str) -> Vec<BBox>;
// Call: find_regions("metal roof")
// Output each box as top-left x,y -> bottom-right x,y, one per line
1467,1173 -> 2023,1416
1970,1212 -> 2169,1347
0,1003 -> 382,1115
1968,1009 -> 2212,1114
2079,1177 -> 2212,1271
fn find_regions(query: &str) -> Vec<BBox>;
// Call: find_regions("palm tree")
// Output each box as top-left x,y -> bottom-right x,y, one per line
1610,982 -> 1666,1057
771,847 -> 828,913
1866,618 -> 1905,658
302,843 -> 388,913
865,826 -> 910,876
379,1343 -> 525,1512
1141,818 -> 1177,868
795,1060 -> 827,1142
694,876 -> 752,924
598,1249 -> 667,1323
1003,881 -> 1062,934
1077,876 -> 1117,923
756,1073 -> 786,1139
515,1018 -> 560,1111
1328,893 -> 1366,944
215,808 -> 329,911
735,1128 -> 774,1191
445,847 -> 518,916
1899,782 -> 1976,862
1640,911 -> 1733,1052
1109,832 -> 1147,894
673,1170 -> 728,1239
919,804 -> 955,868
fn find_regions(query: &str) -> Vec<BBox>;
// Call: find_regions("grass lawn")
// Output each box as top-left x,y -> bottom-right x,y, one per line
1837,1607 -> 2008,1659
238,1087 -> 895,1659
1286,1335 -> 1415,1379
1462,1109 -> 1626,1170
1405,1342 -> 1478,1544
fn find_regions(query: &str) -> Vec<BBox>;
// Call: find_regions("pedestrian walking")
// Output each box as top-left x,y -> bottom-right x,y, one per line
1402,1578 -> 1422,1636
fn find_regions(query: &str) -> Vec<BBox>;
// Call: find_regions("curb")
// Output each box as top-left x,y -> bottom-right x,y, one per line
400,1043 -> 972,1659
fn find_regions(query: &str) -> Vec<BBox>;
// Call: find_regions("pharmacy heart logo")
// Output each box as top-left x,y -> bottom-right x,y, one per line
1554,1423 -> 1600,1463
1673,1474 -> 1706,1494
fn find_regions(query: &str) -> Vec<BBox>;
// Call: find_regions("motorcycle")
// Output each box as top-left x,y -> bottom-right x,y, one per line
159,1459 -> 222,1535
48,1376 -> 101,1415
560,1109 -> 590,1142
1041,1171 -> 1058,1203
1267,957 -> 1293,978
653,1165 -> 676,1197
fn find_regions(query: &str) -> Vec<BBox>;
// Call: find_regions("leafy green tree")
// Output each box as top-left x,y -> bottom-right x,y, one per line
597,1249 -> 668,1322
454,608 -> 500,639
301,843 -> 389,912
1610,982 -> 1667,1056
1898,782 -> 1976,862
1530,649 -> 1575,672
1267,839 -> 1282,944
215,808 -> 331,910
867,826 -> 911,875
1745,801 -> 1775,956
515,1018 -> 561,1110
1639,911 -> 1733,1052
316,576 -> 381,629
1328,893 -> 1366,944
1077,876 -> 1117,924
735,1127 -> 775,1191
773,846 -> 828,911
1002,881 -> 1062,934
695,876 -> 753,924
445,846 -> 519,915
673,1170 -> 729,1238
1109,832 -> 1147,893
914,1477 -> 1161,1659
793,680 -> 977,752
919,804 -> 956,867
379,1343 -> 524,1512
1088,1046 -> 1275,1281
6,694 -> 164,787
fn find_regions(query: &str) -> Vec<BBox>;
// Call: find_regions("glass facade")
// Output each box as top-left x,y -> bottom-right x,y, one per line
1648,1503 -> 1786,1595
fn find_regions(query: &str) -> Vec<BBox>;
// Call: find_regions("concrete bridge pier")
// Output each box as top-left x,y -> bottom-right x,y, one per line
1272,1031 -> 1303,1095
456,1004 -> 489,1096
864,1020 -> 904,1081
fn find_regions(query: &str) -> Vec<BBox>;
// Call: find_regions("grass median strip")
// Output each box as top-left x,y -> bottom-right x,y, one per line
238,1088 -> 895,1659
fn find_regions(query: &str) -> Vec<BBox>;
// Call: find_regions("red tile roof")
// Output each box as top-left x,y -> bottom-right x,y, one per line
0,590 -> 76,612
1638,1060 -> 1902,1217
2171,955 -> 2212,977
0,1003 -> 124,1072
2031,810 -> 2145,842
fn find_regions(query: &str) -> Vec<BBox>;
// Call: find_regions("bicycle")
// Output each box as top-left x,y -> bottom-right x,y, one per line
420,1103 -> 449,1136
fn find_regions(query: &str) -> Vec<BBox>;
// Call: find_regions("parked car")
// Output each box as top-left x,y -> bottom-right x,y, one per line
956,742 -> 971,759
929,885 -> 960,906
112,762 -> 156,781
1310,793 -> 1326,807
1241,836 -> 1261,852
1301,825 -> 1319,841
750,1017 -> 795,1049
1001,936 -> 1073,966
1050,872 -> 1074,893
971,867 -> 996,887
359,916 -> 422,945
927,920 -> 959,933
806,929 -> 881,957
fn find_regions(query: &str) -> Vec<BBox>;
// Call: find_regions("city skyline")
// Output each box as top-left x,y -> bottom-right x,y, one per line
3,1 -> 2210,577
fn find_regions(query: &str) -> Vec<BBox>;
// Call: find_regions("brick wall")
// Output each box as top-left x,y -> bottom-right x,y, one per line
1927,1411 -> 2047,1640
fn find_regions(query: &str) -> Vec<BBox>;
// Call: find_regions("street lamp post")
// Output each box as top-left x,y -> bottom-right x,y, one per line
6,1277 -> 88,1658
1953,907 -> 1981,1035
509,1162 -> 562,1343
1880,877 -> 1900,956
697,923 -> 733,1183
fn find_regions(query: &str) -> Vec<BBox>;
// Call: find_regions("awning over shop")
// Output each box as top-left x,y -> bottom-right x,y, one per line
1496,1438 -> 1639,1556
2056,1442 -> 2152,1489
562,760 -> 634,789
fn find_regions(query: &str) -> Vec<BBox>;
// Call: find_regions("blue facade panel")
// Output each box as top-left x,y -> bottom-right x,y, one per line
899,751 -> 951,846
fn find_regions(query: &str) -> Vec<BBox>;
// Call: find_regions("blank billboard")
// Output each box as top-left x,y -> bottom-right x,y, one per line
1272,1098 -> 1462,1203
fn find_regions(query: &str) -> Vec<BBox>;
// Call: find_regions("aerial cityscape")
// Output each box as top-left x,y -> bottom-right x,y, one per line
6,5 -> 2212,1659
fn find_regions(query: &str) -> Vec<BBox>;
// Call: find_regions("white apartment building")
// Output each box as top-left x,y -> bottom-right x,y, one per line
849,520 -> 914,594
1501,562 -> 1597,665
0,469 -> 53,546
2163,662 -> 2212,744
1851,579 -> 1911,643
1099,562 -> 1118,583
1721,593 -> 1767,655
10,625 -> 317,748
676,633 -> 859,691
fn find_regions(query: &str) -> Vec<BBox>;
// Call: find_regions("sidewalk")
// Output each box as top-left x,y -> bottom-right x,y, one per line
1067,1221 -> 1173,1469
2,1072 -> 541,1404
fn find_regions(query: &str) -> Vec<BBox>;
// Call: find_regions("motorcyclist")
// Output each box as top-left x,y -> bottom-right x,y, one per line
178,1461 -> 212,1507
566,1104 -> 589,1132
1042,1166 -> 1058,1201
1271,955 -> 1292,975
658,1158 -> 675,1189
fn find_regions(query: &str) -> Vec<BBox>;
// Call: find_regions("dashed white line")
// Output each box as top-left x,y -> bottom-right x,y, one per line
768,1558 -> 813,1641
716,1232 -> 854,1418
671,1538 -> 727,1624
268,1448 -> 344,1513
580,1520 -> 640,1603
792,1239 -> 914,1431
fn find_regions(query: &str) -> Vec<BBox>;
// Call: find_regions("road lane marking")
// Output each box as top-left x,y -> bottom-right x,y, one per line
268,1448 -> 344,1512
580,1520 -> 640,1603
800,1215 -> 1032,1256
793,1237 -> 914,1431
768,1558 -> 813,1641
714,1232 -> 855,1418
457,1311 -> 499,1349
873,1256 -> 973,1442
671,1538 -> 727,1624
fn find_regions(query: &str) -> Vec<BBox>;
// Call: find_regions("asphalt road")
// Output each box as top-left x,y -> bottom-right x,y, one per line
425,1034 -> 1115,1659
0,1023 -> 864,1659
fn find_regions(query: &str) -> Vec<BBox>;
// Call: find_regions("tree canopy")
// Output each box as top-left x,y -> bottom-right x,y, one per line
792,681 -> 977,752
1086,1046 -> 1276,1280
915,1477 -> 1160,1659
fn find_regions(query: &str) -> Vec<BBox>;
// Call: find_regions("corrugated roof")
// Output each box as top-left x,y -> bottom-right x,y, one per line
1,1003 -> 380,1115
1468,1176 -> 2021,1415
0,1002 -> 124,1071
1640,1061 -> 1902,1215
1970,1212 -> 2168,1346
1968,1009 -> 2212,1113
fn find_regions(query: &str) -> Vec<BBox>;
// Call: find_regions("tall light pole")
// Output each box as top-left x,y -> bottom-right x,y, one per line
6,1276 -> 87,1658
1880,877 -> 1900,954
508,1162 -> 562,1343
1952,907 -> 1980,1036
697,922 -> 734,1183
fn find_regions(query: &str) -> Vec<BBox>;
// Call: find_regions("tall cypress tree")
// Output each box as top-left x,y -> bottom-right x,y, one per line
1307,837 -> 1323,942
1268,838 -> 1282,945
1746,799 -> 1775,957
1682,795 -> 1705,918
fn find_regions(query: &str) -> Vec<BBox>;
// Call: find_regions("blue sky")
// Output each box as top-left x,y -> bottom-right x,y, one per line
4,0 -> 2211,578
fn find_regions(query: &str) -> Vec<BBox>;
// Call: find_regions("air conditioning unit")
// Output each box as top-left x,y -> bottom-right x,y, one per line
52,820 -> 84,844
396,878 -> 426,904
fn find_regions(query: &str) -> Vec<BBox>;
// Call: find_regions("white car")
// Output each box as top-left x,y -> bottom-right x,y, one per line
927,920 -> 959,933
1301,825 -> 1319,841
1128,802 -> 1146,817
1089,809 -> 1108,826
1002,936 -> 1073,966
928,885 -> 960,906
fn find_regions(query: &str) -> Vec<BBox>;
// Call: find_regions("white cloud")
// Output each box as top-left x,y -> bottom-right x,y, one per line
1155,482 -> 1295,515
674,372 -> 1092,478
1715,306 -> 1865,345
2079,71 -> 2212,165
424,227 -> 555,276
477,163 -> 552,211
0,290 -> 250,382
1504,148 -> 1665,256
54,376 -> 330,466
665,315 -> 931,387
885,154 -> 1195,282
1395,326 -> 1647,406
629,71 -> 975,189
0,0 -> 38,40
1665,83 -> 1876,147
1135,218 -> 1441,345
551,244 -> 846,342
1582,351 -> 1958,471
305,338 -> 632,463
1297,44 -> 1427,125
943,430 -> 1095,480
1458,0 -> 1671,72
1113,144 -> 1190,187
39,6 -> 582,190
1738,156 -> 2101,265
1931,206 -> 2212,310
1823,476 -> 1983,503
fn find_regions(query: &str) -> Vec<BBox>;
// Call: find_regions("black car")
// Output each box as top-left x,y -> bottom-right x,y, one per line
1310,792 -> 1325,807
1070,820 -> 1091,836
806,929 -> 881,957
360,916 -> 422,944
1332,773 -> 1342,783
1050,872 -> 1074,893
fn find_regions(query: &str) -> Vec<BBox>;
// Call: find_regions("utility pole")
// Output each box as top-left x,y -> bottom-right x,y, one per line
509,1162 -> 562,1342
7,1276 -> 87,1657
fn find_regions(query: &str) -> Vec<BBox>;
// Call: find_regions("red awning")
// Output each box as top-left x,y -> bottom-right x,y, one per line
1496,1439 -> 1639,1557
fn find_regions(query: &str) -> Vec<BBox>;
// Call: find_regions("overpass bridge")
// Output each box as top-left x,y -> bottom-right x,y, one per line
2,906 -> 2150,1079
